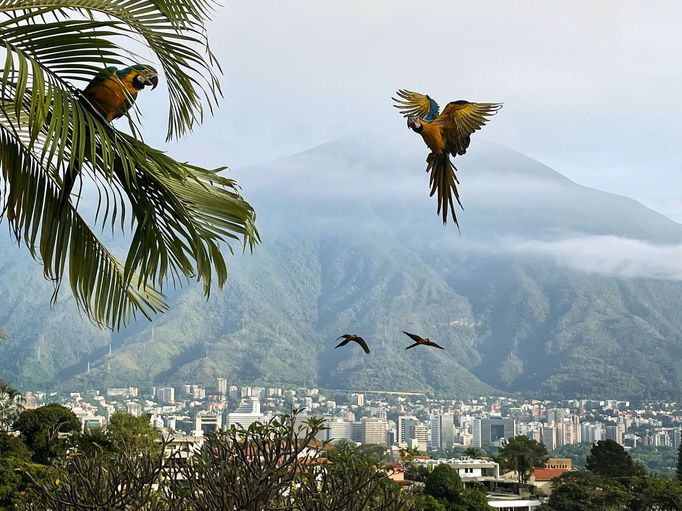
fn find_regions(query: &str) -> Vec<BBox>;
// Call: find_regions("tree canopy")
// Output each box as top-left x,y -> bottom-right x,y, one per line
497,435 -> 548,483
586,439 -> 645,478
14,403 -> 80,464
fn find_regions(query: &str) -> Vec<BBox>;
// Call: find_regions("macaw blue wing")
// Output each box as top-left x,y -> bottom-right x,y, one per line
392,89 -> 440,122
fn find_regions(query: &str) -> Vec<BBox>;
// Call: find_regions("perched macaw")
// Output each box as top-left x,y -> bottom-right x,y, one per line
393,90 -> 502,226
81,64 -> 159,121
59,65 -> 159,212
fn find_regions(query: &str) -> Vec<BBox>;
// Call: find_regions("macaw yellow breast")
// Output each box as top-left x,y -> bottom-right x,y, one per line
82,76 -> 137,121
419,122 -> 446,154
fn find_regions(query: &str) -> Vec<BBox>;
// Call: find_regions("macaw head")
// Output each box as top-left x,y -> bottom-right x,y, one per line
407,116 -> 423,133
129,65 -> 159,90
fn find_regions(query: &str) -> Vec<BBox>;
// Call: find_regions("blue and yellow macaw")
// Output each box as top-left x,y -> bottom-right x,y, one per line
81,64 -> 159,121
58,65 -> 159,212
393,90 -> 502,226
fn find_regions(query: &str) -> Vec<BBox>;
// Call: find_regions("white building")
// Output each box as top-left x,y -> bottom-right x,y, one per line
226,397 -> 263,429
412,458 -> 500,480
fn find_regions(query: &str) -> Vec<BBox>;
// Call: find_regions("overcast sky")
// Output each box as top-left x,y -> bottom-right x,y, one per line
138,0 -> 682,221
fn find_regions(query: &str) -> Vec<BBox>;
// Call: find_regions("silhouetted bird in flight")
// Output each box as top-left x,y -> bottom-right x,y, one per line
335,334 -> 370,354
402,331 -> 444,350
393,90 -> 502,226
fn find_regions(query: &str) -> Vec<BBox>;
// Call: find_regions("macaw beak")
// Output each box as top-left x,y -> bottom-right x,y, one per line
147,74 -> 159,90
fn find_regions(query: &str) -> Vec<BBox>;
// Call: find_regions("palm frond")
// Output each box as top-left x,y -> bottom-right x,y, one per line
0,329 -> 5,340
0,125 -> 168,328
0,0 -> 221,140
0,0 -> 260,329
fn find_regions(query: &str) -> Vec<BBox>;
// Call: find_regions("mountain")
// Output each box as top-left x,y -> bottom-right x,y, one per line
2,129 -> 682,399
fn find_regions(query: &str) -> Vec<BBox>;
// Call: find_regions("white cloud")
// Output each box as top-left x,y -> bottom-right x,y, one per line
500,235 -> 682,281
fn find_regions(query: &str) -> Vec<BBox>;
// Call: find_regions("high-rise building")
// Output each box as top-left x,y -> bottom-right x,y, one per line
547,408 -> 565,424
605,425 -> 623,444
398,416 -> 419,446
226,397 -> 263,429
361,417 -> 388,446
217,377 -> 227,395
413,424 -> 429,451
441,413 -> 455,449
326,419 -> 354,443
195,412 -> 222,435
430,415 -> 442,450
541,426 -> 556,450
126,402 -> 142,417
351,393 -> 365,407
430,414 -> 455,450
472,418 -> 516,447
156,386 -> 175,405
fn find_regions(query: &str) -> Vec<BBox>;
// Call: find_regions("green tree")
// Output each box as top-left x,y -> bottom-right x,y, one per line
424,464 -> 463,502
586,439 -> 645,478
0,456 -> 48,509
0,0 -> 259,330
108,413 -> 158,450
498,435 -> 548,483
455,488 -> 494,511
624,476 -> 682,511
14,403 -> 80,464
405,462 -> 432,482
464,446 -> 486,458
540,471 -> 629,511
413,494 -> 447,511
0,430 -> 31,459
677,442 -> 682,481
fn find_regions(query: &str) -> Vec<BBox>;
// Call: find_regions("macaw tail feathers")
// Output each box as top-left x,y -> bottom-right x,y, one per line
426,154 -> 462,226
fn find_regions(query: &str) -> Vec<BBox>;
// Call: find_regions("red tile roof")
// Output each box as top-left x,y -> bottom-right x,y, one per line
533,467 -> 569,481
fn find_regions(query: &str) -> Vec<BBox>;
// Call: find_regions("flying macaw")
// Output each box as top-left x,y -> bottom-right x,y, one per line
81,64 -> 159,121
402,331 -> 444,351
59,65 -> 159,212
393,90 -> 502,226
335,334 -> 370,354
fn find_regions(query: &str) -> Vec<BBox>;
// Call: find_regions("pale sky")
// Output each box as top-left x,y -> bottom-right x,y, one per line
139,0 -> 682,221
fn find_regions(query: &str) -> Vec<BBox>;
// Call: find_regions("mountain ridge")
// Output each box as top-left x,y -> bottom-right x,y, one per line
2,133 -> 682,399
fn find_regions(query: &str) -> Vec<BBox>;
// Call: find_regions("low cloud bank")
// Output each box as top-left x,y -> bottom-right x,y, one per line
502,235 -> 682,281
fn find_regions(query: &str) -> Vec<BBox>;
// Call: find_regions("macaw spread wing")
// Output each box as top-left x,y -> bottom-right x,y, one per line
392,90 -> 440,122
437,101 -> 502,156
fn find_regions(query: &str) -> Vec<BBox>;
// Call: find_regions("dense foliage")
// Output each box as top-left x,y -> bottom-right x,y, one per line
497,435 -> 548,483
542,440 -> 682,511
412,464 -> 491,511
13,404 -> 80,464
4,410 -> 416,510
586,439 -> 646,478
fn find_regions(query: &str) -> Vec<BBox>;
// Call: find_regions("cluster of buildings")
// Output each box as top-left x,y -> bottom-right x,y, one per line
19,381 -> 682,455
19,383 -> 682,510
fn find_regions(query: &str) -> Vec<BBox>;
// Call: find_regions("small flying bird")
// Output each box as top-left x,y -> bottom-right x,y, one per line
335,334 -> 370,354
60,64 -> 159,211
393,90 -> 502,226
402,331 -> 444,350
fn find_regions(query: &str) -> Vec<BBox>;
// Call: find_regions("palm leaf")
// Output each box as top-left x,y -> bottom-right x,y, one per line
0,329 -> 5,340
0,1 -> 260,329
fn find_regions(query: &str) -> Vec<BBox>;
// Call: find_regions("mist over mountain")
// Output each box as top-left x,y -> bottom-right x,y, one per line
2,129 -> 682,399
